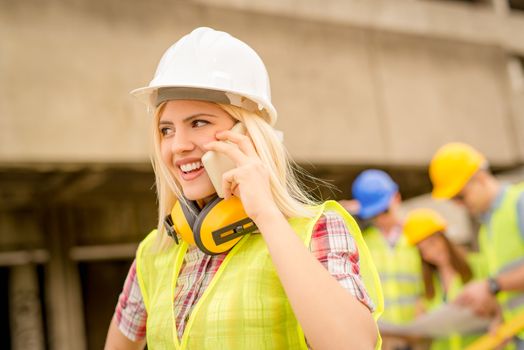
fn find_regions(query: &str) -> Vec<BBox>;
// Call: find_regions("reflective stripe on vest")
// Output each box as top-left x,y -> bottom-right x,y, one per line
507,294 -> 524,310
136,201 -> 383,349
383,295 -> 420,308
362,226 -> 422,324
499,256 -> 524,274
379,272 -> 421,283
426,272 -> 483,350
478,183 -> 524,340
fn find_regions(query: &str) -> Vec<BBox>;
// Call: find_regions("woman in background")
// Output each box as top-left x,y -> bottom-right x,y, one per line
404,208 -> 492,350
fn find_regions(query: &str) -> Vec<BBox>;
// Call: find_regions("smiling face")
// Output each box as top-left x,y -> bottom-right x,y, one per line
158,100 -> 236,201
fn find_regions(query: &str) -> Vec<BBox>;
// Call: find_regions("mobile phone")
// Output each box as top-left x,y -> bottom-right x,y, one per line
202,122 -> 246,198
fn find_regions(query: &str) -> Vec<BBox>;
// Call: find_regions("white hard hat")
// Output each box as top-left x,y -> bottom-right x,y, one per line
131,27 -> 277,125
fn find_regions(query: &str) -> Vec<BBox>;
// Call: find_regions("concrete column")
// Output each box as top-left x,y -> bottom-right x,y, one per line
46,207 -> 86,350
9,264 -> 45,350
507,56 -> 524,92
506,56 -> 524,159
491,0 -> 510,16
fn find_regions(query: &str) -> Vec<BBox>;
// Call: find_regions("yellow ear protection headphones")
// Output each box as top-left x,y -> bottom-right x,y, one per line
164,195 -> 258,255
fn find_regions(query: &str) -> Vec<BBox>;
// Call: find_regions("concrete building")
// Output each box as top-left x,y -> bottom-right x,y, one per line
1,0 -> 523,348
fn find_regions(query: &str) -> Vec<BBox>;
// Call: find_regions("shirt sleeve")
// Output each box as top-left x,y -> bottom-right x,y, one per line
309,211 -> 375,312
114,259 -> 148,341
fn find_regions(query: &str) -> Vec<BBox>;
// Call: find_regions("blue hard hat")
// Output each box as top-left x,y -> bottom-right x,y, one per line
351,169 -> 399,219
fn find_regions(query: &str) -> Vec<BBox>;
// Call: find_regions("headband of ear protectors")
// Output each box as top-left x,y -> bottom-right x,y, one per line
164,195 -> 258,255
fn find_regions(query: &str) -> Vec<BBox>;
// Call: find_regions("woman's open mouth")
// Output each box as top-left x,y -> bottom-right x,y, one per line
179,161 -> 205,181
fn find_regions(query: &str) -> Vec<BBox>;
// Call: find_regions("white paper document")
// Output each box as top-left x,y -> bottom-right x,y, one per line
379,304 -> 491,338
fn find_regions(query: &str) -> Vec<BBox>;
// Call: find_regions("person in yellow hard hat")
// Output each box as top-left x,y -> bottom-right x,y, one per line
404,208 -> 491,350
429,142 -> 524,350
104,27 -> 383,350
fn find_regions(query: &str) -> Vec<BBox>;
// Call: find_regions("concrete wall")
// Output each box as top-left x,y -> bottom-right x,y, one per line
1,0 -> 523,165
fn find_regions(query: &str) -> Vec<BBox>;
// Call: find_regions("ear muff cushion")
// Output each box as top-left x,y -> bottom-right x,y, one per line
194,196 -> 255,255
171,200 -> 200,245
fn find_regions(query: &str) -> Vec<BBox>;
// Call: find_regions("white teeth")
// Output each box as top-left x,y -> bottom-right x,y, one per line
180,161 -> 203,173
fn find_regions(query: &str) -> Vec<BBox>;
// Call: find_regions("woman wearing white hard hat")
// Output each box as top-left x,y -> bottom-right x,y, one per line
105,27 -> 382,350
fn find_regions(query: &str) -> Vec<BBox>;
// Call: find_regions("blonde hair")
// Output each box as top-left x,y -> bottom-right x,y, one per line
150,102 -> 321,249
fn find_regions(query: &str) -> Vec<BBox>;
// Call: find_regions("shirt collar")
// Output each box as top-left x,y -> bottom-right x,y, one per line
481,184 -> 508,223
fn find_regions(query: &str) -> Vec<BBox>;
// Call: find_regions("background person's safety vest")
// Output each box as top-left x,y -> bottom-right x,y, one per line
136,201 -> 383,350
424,253 -> 489,350
479,183 -> 524,341
362,226 -> 423,324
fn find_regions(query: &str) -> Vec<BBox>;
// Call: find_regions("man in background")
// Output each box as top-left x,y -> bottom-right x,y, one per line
430,142 -> 524,349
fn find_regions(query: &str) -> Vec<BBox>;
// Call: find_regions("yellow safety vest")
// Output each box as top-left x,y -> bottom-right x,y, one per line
362,226 -> 423,324
136,201 -> 383,349
425,254 -> 488,350
479,183 -> 524,341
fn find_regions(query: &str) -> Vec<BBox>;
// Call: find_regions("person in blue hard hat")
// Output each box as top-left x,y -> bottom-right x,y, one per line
351,169 -> 424,350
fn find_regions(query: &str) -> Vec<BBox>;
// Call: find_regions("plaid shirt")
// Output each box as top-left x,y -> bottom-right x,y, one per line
115,210 -> 373,341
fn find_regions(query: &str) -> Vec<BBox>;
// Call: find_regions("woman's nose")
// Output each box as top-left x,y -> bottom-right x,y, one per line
172,130 -> 194,154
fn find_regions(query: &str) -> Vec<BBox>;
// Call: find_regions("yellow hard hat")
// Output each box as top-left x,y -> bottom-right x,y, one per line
429,142 -> 486,199
403,208 -> 447,245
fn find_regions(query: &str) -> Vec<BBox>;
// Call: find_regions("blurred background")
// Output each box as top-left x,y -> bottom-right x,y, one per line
1,0 -> 524,349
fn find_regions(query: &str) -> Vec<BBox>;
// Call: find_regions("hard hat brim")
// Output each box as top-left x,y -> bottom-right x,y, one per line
431,169 -> 475,199
431,185 -> 459,200
130,85 -> 277,126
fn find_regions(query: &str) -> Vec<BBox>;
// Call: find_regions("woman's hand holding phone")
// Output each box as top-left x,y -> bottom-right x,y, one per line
203,124 -> 279,222
202,122 -> 246,198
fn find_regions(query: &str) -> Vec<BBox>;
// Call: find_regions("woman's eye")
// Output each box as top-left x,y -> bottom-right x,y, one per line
192,120 -> 209,128
160,127 -> 173,136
